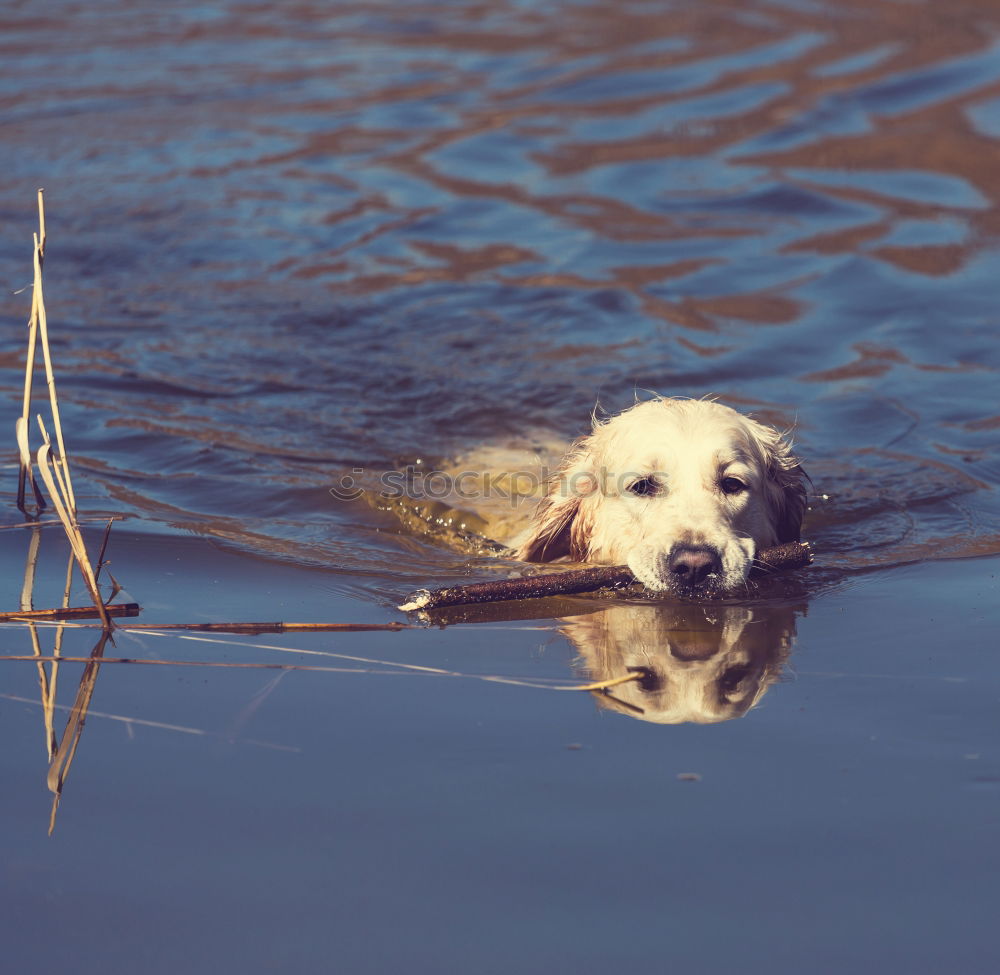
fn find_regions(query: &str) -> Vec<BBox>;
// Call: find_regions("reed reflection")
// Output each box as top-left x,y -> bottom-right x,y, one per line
45,631 -> 110,834
562,601 -> 801,725
18,524 -> 112,834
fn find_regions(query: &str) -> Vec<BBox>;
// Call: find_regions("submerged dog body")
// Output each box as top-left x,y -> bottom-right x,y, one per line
514,398 -> 807,595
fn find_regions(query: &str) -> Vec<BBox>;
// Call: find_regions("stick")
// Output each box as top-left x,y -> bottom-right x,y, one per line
94,517 -> 118,584
0,615 -> 415,632
398,540 -> 813,612
121,621 -> 414,633
0,603 -> 141,623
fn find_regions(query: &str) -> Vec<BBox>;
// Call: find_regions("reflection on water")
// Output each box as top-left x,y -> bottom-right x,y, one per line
565,601 -> 798,725
45,631 -> 109,835
14,524 -> 106,834
8,516 -> 804,836
19,597 -> 802,833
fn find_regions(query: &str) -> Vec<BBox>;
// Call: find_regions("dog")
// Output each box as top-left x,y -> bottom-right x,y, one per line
513,397 -> 807,595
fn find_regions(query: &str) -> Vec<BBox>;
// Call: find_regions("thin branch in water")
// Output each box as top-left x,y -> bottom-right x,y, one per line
0,603 -> 140,623
121,620 -> 413,633
0,516 -> 124,532
0,616 -> 412,632
94,517 -> 118,585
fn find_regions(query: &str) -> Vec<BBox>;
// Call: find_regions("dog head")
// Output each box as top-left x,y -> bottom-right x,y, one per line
516,397 -> 807,594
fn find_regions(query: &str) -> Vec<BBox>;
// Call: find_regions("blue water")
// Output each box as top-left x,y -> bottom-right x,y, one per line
1,0 -> 999,971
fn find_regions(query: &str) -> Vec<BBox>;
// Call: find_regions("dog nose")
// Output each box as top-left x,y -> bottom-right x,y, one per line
668,546 -> 721,586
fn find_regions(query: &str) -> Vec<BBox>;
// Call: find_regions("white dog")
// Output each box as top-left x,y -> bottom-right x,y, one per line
514,397 -> 807,594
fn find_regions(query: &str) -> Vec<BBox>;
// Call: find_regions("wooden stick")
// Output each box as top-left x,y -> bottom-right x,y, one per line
121,621 -> 414,633
0,614 -> 415,633
398,541 -> 813,612
0,603 -> 141,623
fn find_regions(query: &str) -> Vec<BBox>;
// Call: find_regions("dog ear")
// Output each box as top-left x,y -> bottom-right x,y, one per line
743,416 -> 809,543
772,461 -> 808,543
515,438 -> 595,563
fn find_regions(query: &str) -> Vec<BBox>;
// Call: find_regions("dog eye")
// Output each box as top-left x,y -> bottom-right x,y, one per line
627,476 -> 657,497
720,476 -> 746,495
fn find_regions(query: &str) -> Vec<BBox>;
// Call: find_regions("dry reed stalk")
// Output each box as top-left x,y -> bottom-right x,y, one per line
16,192 -> 44,502
30,206 -> 76,514
16,189 -> 46,515
10,192 -> 113,628
15,417 -> 45,514
36,438 -> 111,628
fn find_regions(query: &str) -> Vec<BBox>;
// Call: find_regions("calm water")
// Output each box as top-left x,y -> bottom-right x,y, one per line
1,0 -> 999,972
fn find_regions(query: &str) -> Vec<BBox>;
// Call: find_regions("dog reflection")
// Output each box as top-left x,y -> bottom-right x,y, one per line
562,602 -> 798,724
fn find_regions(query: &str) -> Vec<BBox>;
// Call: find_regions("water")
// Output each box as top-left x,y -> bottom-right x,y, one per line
1,0 -> 999,971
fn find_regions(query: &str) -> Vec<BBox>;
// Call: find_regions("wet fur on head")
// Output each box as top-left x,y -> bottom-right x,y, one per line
515,397 -> 807,594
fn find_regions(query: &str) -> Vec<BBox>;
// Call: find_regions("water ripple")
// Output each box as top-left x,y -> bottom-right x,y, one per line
0,0 -> 998,596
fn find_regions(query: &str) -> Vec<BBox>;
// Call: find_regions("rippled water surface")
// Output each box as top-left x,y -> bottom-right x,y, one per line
2,1 -> 999,972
